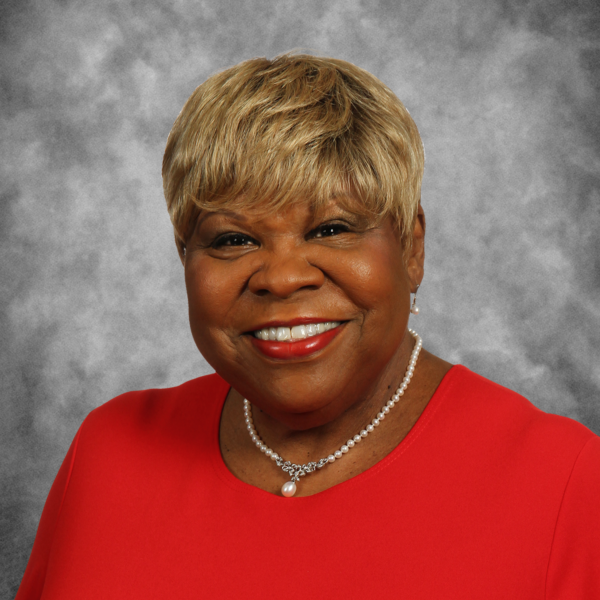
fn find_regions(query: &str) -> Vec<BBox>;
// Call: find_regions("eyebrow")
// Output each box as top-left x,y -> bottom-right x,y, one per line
195,199 -> 368,232
196,210 -> 249,229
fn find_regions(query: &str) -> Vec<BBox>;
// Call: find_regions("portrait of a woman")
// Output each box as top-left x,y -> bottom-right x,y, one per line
15,53 -> 600,598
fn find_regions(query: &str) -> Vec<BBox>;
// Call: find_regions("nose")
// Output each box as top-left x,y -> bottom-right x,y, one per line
248,252 -> 325,299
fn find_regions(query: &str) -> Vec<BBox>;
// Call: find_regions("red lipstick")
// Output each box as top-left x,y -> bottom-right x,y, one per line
250,325 -> 343,359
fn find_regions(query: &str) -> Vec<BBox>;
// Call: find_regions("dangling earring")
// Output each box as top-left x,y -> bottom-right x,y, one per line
410,285 -> 420,315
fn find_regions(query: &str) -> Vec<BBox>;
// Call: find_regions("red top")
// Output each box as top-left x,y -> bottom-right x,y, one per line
17,366 -> 600,599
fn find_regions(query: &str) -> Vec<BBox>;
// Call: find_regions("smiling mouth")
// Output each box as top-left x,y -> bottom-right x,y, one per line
252,321 -> 342,342
248,321 -> 344,359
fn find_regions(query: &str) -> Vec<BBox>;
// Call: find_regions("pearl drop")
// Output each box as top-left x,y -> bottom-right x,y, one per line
241,333 -> 422,498
281,481 -> 297,497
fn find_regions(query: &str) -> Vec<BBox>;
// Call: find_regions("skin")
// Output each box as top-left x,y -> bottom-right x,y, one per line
184,198 -> 452,497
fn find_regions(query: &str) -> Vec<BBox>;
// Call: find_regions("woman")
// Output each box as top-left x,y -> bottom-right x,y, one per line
17,54 -> 600,598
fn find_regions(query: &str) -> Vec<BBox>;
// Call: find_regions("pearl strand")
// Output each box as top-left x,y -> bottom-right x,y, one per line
244,329 -> 423,497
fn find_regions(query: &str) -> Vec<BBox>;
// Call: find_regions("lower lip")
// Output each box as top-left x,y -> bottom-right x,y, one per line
249,325 -> 343,359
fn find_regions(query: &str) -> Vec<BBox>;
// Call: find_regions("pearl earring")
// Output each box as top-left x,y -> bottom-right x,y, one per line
410,285 -> 420,315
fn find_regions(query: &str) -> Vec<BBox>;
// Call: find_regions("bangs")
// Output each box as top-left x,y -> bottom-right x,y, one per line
163,54 -> 423,259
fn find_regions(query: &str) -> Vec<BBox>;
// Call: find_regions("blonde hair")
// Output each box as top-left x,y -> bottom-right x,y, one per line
162,53 -> 424,260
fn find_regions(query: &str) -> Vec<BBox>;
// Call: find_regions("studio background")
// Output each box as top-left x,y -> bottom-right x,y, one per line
1,0 -> 599,595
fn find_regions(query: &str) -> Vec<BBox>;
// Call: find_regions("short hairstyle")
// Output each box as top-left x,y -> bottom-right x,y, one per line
162,53 -> 424,260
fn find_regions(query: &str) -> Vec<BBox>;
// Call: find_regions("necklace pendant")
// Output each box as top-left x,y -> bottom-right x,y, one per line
244,331 -> 422,500
281,480 -> 297,497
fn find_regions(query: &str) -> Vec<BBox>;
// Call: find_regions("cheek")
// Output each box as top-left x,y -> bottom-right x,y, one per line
339,244 -> 410,365
184,257 -> 240,339
346,245 -> 407,314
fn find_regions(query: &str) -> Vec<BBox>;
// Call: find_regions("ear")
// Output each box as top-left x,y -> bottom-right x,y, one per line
406,202 -> 425,293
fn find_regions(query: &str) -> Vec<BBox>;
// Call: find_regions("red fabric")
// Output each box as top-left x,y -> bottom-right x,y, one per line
17,366 -> 600,599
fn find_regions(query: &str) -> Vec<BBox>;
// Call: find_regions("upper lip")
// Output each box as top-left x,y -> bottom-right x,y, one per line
246,317 -> 344,331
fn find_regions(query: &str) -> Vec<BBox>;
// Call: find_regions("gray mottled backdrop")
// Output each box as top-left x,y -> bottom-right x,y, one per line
1,0 -> 599,595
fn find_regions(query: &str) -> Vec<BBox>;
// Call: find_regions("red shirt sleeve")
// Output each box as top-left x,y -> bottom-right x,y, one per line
15,427 -> 82,600
546,435 -> 600,599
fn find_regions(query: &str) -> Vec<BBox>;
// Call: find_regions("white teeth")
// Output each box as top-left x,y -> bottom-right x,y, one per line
291,325 -> 307,339
254,321 -> 341,341
276,327 -> 291,341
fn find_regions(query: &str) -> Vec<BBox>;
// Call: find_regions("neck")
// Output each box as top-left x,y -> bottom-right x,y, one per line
218,340 -> 453,497
235,331 -> 419,464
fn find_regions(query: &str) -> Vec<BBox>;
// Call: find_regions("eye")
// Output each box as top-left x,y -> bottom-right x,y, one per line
212,233 -> 257,248
309,222 -> 350,239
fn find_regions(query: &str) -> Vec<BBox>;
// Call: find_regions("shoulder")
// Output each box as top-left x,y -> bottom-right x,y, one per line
432,366 -> 600,535
440,365 -> 597,460
437,367 -> 600,595
545,434 -> 600,596
88,371 -> 228,420
78,372 -> 230,449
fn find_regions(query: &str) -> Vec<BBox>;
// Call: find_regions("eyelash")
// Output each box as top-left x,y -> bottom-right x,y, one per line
211,222 -> 351,249
309,222 -> 351,238
212,233 -> 257,248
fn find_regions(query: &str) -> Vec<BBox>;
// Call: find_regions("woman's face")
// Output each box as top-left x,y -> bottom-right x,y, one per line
184,198 -> 424,429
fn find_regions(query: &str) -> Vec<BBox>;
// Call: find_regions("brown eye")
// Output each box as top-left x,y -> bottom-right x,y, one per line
310,223 -> 350,238
213,233 -> 257,248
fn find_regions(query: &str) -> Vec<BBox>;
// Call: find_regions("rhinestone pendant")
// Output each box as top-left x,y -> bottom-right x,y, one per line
281,481 -> 297,497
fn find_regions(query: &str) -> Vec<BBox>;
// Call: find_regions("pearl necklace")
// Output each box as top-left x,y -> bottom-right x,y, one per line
243,329 -> 422,497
